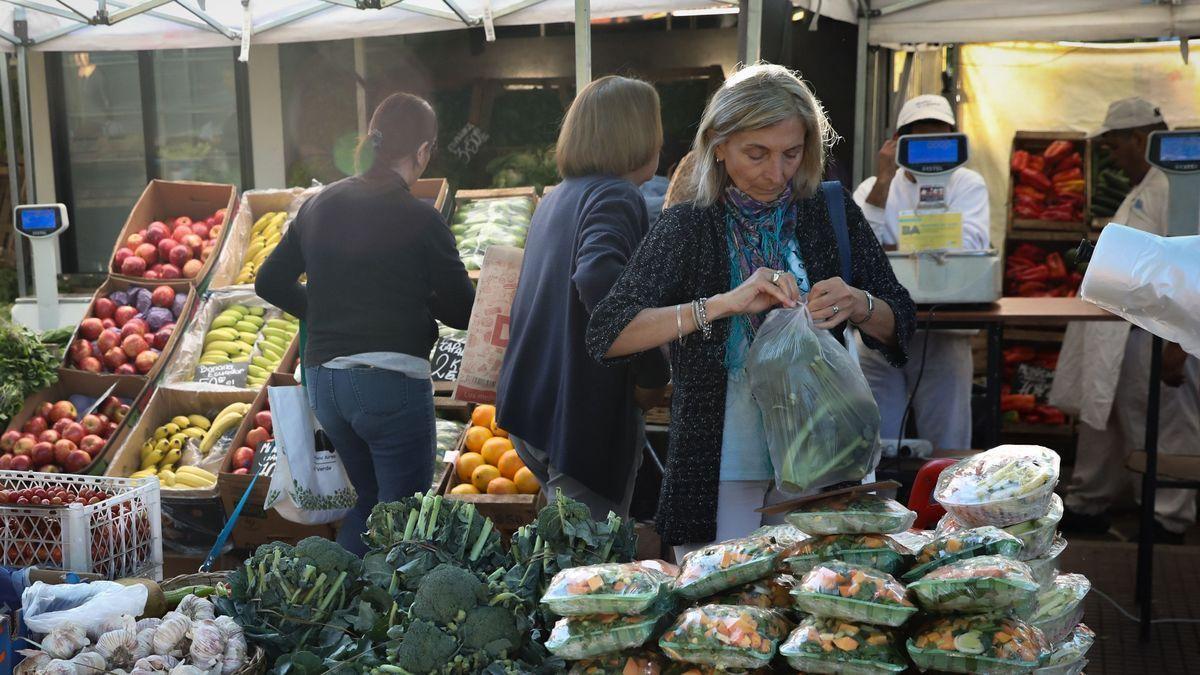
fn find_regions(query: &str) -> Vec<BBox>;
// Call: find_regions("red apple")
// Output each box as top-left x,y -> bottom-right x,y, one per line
78,317 -> 103,341
38,430 -> 60,445
49,401 -> 77,424
52,418 -> 72,435
147,221 -> 170,242
62,423 -> 85,446
64,449 -> 91,473
232,446 -> 255,470
10,455 -> 31,471
98,329 -> 122,353
181,233 -> 204,253
121,319 -> 147,339
209,224 -> 223,241
156,237 -> 178,262
232,467 -> 248,475
122,334 -> 149,359
101,422 -> 118,439
125,232 -> 145,249
89,341 -> 102,359
100,396 -> 121,419
182,259 -> 203,278
144,270 -> 160,280
79,357 -> 102,373
36,402 -> 53,419
254,411 -> 272,433
199,246 -> 214,263
120,255 -> 147,277
0,455 -> 12,470
135,243 -> 158,266
94,297 -> 117,320
247,427 -> 271,448
213,209 -> 226,224
174,216 -> 193,229
0,430 -> 21,452
150,263 -> 164,275
68,339 -> 92,365
31,442 -> 54,467
22,416 -> 47,435
134,350 -> 158,374
168,244 -> 192,268
53,439 -> 76,465
152,326 -> 173,350
150,286 -> 175,308
12,436 -> 34,456
191,222 -> 210,240
103,347 -> 128,370
114,306 -> 137,327
113,405 -> 130,423
171,224 -> 193,241
80,414 -> 104,436
113,248 -> 134,271
159,264 -> 181,280
101,318 -> 116,330
114,363 -> 137,376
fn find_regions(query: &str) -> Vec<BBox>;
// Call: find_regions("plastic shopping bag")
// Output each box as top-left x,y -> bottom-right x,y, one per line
747,307 -> 881,493
264,384 -> 357,524
22,581 -> 148,637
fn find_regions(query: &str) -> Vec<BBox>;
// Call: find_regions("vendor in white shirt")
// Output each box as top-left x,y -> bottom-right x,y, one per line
852,95 -> 990,450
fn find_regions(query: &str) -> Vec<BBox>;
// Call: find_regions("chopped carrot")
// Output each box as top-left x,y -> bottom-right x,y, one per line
586,575 -> 604,591
946,539 -> 963,553
867,634 -> 889,646
833,636 -> 859,651
838,623 -> 859,635
938,635 -> 956,651
994,631 -> 1012,644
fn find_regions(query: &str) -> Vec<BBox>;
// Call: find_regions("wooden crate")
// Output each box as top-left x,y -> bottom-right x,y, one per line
452,186 -> 539,282
436,432 -> 544,534
1007,131 -> 1090,234
413,177 -> 450,215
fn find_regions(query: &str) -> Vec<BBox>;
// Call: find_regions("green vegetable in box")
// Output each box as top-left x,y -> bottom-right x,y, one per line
779,616 -> 907,675
451,196 -> 535,271
1021,573 -> 1090,644
903,526 -> 1024,582
907,614 -> 1049,675
792,561 -> 917,627
1035,623 -> 1094,675
935,445 -> 1060,528
938,494 -> 1063,561
1027,536 -> 1068,589
568,649 -> 665,675
786,492 -> 916,535
785,533 -> 910,577
750,523 -> 810,551
658,604 -> 790,670
707,574 -> 797,611
542,561 -> 675,616
545,605 -> 672,660
909,555 -> 1039,613
674,536 -> 779,600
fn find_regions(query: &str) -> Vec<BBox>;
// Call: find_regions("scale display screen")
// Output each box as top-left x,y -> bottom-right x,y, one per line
1160,135 -> 1200,162
897,133 -> 968,175
1148,130 -> 1200,173
907,138 -> 960,164
14,204 -> 68,238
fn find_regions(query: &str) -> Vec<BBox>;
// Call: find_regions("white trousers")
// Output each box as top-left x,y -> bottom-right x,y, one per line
858,331 -> 975,451
1065,329 -> 1200,534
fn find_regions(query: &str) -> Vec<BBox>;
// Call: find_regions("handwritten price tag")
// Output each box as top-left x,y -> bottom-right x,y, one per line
195,362 -> 250,388
431,337 -> 466,381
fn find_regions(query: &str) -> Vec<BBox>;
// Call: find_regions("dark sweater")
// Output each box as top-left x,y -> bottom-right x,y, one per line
255,173 -> 475,367
587,187 -> 917,545
496,176 -> 669,502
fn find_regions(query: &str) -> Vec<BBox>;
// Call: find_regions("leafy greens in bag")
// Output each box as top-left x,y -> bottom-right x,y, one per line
909,556 -> 1039,613
780,616 -> 907,675
658,605 -> 789,670
545,607 -> 669,660
903,526 -> 1024,582
907,615 -> 1049,675
542,562 -> 674,616
746,307 -> 881,492
792,561 -> 917,627
708,574 -> 797,611
674,537 -> 779,600
785,534 -> 910,577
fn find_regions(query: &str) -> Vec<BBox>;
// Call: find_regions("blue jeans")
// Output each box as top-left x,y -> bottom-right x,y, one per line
305,366 -> 435,555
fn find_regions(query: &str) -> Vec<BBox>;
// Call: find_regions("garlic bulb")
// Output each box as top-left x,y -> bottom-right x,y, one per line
95,627 -> 138,669
70,650 -> 107,673
212,616 -> 242,641
42,660 -> 78,675
220,631 -> 247,675
135,618 -> 162,633
95,614 -> 137,639
133,654 -> 180,671
42,623 -> 90,659
14,651 -> 50,675
133,627 -> 156,660
188,619 -> 226,671
177,594 -> 216,621
153,614 -> 192,655
168,665 -> 208,675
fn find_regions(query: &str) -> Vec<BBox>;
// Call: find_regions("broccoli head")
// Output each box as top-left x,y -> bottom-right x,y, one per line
411,564 -> 488,625
393,619 -> 458,673
458,605 -> 521,658
253,541 -> 294,560
295,536 -> 362,576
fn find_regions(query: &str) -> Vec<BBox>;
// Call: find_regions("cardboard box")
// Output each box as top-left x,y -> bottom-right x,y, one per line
436,434 -> 544,535
109,179 -> 238,286
1008,131 -> 1090,234
414,177 -> 450,216
61,277 -> 197,383
208,187 -> 316,289
3,369 -> 148,476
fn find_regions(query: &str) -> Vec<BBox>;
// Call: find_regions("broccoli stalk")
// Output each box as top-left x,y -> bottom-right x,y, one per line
469,519 -> 494,563
317,571 -> 349,616
301,573 -> 328,605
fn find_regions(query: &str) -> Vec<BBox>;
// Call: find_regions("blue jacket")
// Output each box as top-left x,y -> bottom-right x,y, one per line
497,176 -> 668,501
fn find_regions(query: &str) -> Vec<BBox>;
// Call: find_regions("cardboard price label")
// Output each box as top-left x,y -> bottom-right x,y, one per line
431,337 -> 466,382
195,362 -> 250,388
1014,363 -> 1055,401
898,210 -> 964,252
251,439 -> 278,477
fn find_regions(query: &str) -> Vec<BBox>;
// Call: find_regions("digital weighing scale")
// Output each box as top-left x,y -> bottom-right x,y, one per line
886,133 -> 1002,305
1147,129 -> 1200,236
13,203 -> 69,331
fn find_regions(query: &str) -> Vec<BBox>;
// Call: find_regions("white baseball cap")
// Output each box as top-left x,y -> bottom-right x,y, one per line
1094,97 -> 1166,136
897,94 -> 956,129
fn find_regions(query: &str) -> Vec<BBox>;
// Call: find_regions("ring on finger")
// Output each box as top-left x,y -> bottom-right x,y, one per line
770,270 -> 782,285
831,305 -> 840,315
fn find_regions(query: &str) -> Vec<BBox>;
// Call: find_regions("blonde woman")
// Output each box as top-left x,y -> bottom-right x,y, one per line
496,76 -> 669,520
587,64 -> 916,549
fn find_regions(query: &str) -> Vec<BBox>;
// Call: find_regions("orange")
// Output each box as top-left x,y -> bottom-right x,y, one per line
491,422 -> 509,438
464,426 -> 493,453
471,464 -> 500,492
450,483 -> 480,495
471,404 -> 497,430
480,437 -> 514,466
514,466 -> 540,495
497,449 -> 524,479
456,452 -> 485,482
487,477 -> 517,495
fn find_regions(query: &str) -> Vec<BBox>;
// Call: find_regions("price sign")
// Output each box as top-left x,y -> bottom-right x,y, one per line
1014,363 -> 1055,401
448,123 -> 489,163
898,210 -> 964,252
195,362 -> 250,388
251,439 -> 278,477
431,337 -> 466,381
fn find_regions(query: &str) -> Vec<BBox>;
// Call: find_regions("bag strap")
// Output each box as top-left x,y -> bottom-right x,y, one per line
821,180 -> 853,284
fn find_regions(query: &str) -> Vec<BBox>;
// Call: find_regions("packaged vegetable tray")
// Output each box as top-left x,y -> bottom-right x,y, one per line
1025,573 -> 1090,643
568,649 -> 665,675
751,523 -> 810,551
906,615 -> 1049,674
779,616 -> 908,675
658,604 -> 789,670
1027,536 -> 1068,589
785,534 -> 910,577
935,445 -> 1060,528
903,526 -> 1024,582
708,574 -> 797,611
543,562 -> 676,616
1033,623 -> 1094,675
546,607 -> 670,660
792,561 -> 917,627
909,556 -> 1039,613
662,664 -> 768,675
939,494 -> 1064,561
674,537 -> 779,600
786,492 -> 916,535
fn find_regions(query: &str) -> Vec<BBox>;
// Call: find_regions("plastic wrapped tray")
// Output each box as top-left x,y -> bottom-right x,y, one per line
935,446 -> 1060,528
708,574 -> 797,611
658,604 -> 789,670
568,649 -> 665,675
1027,536 -> 1067,589
546,608 -> 668,660
939,494 -> 1063,561
786,492 -> 916,535
751,523 -> 810,551
906,615 -> 1049,675
791,561 -> 917,627
785,534 -> 910,577
543,562 -> 675,616
779,616 -> 907,675
903,526 -> 1024,583
674,537 -> 779,600
909,556 -> 1039,613
1026,574 -> 1090,643
1034,623 -> 1094,675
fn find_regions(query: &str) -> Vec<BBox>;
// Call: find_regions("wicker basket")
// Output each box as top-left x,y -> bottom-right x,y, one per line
160,572 -> 266,675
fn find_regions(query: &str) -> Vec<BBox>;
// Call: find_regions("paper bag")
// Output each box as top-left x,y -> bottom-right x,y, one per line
454,246 -> 524,404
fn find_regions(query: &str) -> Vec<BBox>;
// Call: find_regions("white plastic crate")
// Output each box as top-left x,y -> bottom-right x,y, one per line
0,471 -> 162,580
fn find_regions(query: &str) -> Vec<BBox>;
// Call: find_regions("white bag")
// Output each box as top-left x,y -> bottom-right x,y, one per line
263,384 -> 357,525
22,581 -> 148,637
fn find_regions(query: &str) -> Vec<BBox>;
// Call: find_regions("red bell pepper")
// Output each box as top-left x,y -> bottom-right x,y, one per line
1045,252 -> 1067,280
1013,264 -> 1050,282
1054,152 -> 1083,171
1069,271 -> 1084,287
1028,155 -> 1046,173
1043,140 -> 1074,161
1013,185 -> 1047,202
1019,281 -> 1050,296
1007,258 -> 1036,272
1014,203 -> 1043,220
1019,168 -> 1053,192
1041,207 -> 1076,222
1035,405 -> 1066,425
1004,346 -> 1036,365
1001,394 -> 1037,413
1052,167 -> 1084,184
1011,150 -> 1031,172
1013,243 -> 1048,262
1049,286 -> 1070,297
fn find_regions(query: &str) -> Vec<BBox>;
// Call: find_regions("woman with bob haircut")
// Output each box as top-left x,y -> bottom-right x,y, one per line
497,75 -> 670,520
587,64 -> 916,549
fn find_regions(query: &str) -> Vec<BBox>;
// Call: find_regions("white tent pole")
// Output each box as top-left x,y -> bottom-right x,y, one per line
105,0 -> 210,31
16,44 -> 32,205
257,2 -> 333,35
354,38 -> 367,136
440,0 -> 473,25
173,0 -> 237,39
0,50 -> 25,297
491,0 -> 546,20
743,0 -> 762,63
852,0 -> 870,186
0,27 -> 19,44
574,0 -> 590,94
3,1 -> 88,23
108,0 -> 176,24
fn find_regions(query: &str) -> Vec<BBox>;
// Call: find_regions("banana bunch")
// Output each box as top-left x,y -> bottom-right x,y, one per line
234,211 -> 287,284
247,313 -> 299,388
132,414 -> 211,487
199,304 -> 265,366
198,401 -> 252,456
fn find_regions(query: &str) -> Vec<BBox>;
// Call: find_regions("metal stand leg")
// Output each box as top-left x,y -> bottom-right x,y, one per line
986,323 -> 1003,448
1137,335 -> 1163,640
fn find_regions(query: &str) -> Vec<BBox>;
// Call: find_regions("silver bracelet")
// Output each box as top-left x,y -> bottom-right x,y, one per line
691,300 -> 702,336
675,303 -> 684,342
694,297 -> 713,340
850,289 -> 875,327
